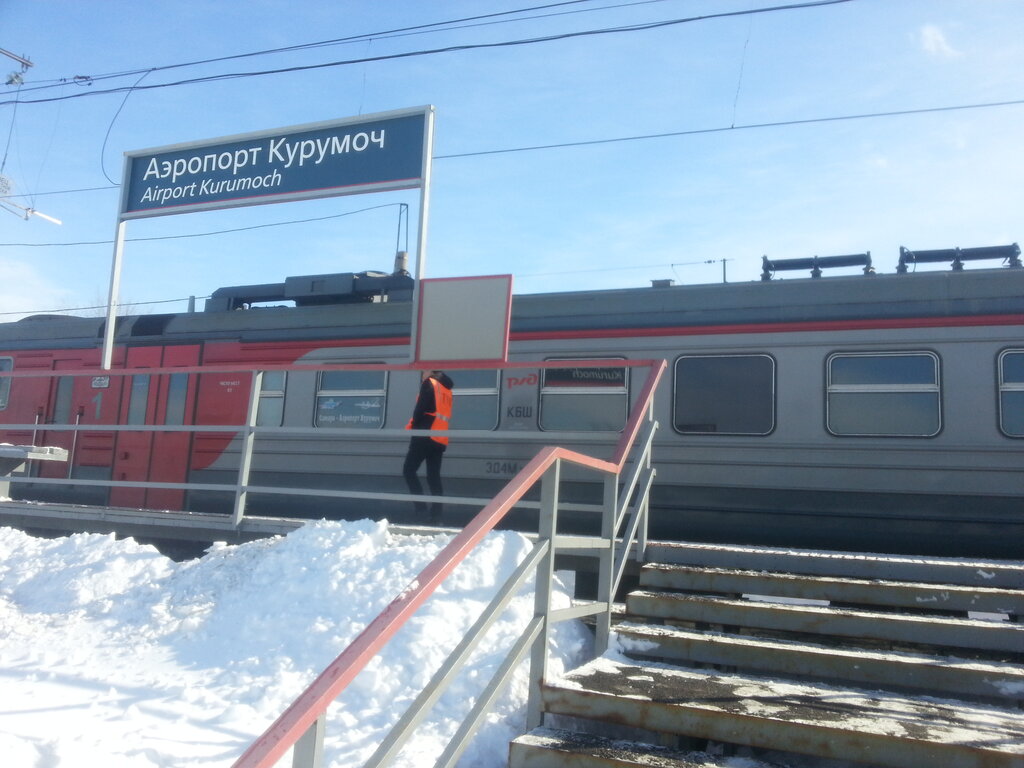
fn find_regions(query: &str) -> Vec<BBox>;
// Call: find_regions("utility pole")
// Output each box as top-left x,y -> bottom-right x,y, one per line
1,47 -> 33,84
0,49 -> 61,224
1,48 -> 33,68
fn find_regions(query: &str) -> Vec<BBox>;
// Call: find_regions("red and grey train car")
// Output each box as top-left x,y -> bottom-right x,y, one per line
1,246 -> 1021,558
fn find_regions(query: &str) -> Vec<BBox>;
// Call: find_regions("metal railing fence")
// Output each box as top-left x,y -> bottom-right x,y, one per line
231,358 -> 665,768
0,359 -> 650,525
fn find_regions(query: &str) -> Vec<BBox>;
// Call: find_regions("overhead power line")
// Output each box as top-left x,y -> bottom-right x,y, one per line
0,203 -> 402,247
437,97 -> 1024,159
14,0 -> 612,92
7,184 -> 118,198
0,294 -> 206,318
0,0 -> 855,107
5,93 -> 1022,209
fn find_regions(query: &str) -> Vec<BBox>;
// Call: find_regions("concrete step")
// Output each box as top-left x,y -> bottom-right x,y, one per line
614,622 -> 1024,703
639,563 -> 1024,616
508,727 -> 769,768
644,541 -> 1024,590
625,590 -> 1024,655
541,658 -> 1024,768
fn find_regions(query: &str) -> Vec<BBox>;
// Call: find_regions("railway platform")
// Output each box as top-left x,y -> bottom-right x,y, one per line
0,444 -> 67,497
0,498 -> 303,556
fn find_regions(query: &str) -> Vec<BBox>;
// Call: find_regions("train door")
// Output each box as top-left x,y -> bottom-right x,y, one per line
109,347 -> 161,507
146,345 -> 199,509
36,355 -> 124,504
109,345 -> 199,510
36,360 -> 84,482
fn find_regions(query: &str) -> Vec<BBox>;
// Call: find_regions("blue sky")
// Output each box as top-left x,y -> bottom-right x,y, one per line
1,0 -> 1022,319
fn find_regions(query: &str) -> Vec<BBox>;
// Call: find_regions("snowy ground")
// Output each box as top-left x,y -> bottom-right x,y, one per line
0,520 -> 594,767
5,519 -> 1010,768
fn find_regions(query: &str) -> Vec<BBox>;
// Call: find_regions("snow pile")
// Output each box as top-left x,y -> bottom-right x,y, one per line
0,521 -> 592,767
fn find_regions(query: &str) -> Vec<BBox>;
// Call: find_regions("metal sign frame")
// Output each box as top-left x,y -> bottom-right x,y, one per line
414,275 -> 513,365
102,106 -> 435,369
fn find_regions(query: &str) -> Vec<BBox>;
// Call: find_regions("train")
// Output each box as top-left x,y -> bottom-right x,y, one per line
1,243 -> 1022,559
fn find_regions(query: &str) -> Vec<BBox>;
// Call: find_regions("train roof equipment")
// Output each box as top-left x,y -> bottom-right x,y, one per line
761,252 -> 874,280
897,243 -> 1022,273
204,270 -> 414,312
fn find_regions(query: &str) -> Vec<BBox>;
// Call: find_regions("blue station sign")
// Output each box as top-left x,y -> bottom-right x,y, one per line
120,106 -> 432,219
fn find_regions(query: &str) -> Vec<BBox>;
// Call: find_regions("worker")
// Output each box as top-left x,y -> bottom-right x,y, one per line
403,370 -> 453,521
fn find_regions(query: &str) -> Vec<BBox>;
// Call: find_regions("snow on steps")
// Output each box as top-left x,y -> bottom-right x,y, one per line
638,562 -> 1024,616
626,590 -> 1022,653
642,541 -> 1024,590
614,622 -> 1024,702
510,727 -> 778,767
510,542 -> 1024,768
531,658 -> 1024,767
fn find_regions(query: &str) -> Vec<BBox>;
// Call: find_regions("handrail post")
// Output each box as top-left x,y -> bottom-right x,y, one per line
595,472 -> 618,655
67,408 -> 83,479
638,408 -> 655,562
28,408 -> 42,478
291,713 -> 325,768
232,370 -> 262,527
526,459 -> 560,731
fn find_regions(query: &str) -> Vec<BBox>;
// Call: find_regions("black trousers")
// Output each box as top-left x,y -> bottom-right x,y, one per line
403,437 -> 445,517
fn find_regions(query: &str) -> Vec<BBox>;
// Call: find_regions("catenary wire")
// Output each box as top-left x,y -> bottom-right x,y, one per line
13,1 -> 710,92
436,97 -> 1024,159
100,70 -> 153,184
5,94 -> 1022,209
0,203 -> 403,247
0,295 -> 208,317
0,1 -> 855,107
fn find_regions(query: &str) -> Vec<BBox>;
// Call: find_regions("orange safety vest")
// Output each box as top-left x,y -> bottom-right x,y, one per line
426,376 -> 453,445
406,376 -> 453,445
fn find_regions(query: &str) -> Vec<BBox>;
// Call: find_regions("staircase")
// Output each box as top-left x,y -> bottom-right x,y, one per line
510,541 -> 1024,767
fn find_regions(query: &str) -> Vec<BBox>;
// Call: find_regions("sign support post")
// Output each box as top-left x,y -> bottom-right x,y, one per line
102,221 -> 127,370
409,109 -> 434,363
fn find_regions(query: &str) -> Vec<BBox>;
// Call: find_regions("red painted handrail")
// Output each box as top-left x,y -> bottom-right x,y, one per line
232,358 -> 666,768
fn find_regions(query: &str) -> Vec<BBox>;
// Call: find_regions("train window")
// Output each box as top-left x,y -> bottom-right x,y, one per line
256,370 -> 286,427
315,369 -> 387,429
540,360 -> 627,431
53,376 -> 73,424
0,358 -> 11,410
998,350 -> 1024,437
674,355 -> 775,435
165,373 -> 188,426
127,375 -> 150,425
449,369 -> 500,430
826,352 -> 940,437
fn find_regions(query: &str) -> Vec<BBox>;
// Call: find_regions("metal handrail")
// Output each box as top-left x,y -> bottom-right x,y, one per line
0,421 -> 625,520
0,358 -> 657,527
231,358 -> 665,768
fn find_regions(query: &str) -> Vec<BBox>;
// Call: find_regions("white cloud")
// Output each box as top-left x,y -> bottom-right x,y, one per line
919,24 -> 961,58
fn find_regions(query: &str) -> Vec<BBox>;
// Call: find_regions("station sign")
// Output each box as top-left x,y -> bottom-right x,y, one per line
103,105 -> 435,370
543,366 -> 627,388
119,107 -> 432,219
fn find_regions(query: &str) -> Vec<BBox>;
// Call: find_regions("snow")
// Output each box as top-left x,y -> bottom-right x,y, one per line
0,521 -> 593,767
560,655 -> 1024,756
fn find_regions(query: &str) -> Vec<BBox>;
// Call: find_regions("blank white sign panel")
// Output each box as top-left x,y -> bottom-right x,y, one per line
416,275 -> 512,363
